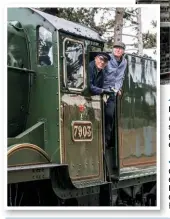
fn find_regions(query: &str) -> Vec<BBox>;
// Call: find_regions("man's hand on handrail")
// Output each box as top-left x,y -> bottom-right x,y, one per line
102,88 -> 114,95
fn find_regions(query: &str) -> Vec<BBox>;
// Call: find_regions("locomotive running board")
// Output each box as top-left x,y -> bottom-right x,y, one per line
8,163 -> 111,201
119,165 -> 156,180
8,163 -> 108,188
8,163 -> 68,184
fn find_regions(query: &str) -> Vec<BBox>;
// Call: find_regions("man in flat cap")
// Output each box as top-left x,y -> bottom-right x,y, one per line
103,42 -> 127,148
89,52 -> 113,95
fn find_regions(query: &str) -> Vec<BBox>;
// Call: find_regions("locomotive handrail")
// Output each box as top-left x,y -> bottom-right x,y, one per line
8,66 -> 35,74
124,52 -> 157,62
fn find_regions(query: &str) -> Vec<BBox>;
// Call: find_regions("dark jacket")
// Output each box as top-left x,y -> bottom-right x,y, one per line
89,60 -> 104,95
103,54 -> 127,91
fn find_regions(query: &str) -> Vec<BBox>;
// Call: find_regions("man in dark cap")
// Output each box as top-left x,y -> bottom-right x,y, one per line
89,52 -> 113,95
103,42 -> 127,148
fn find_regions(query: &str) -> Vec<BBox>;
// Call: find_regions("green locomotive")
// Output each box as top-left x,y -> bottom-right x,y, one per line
8,7 -> 157,206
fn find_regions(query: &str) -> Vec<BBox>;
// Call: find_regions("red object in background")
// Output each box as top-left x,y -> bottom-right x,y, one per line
79,104 -> 85,112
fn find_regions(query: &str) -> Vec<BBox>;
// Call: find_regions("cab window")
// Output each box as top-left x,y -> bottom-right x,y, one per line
37,26 -> 53,66
8,21 -> 29,69
63,39 -> 85,91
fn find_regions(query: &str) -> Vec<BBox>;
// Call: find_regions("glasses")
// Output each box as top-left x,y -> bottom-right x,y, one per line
97,56 -> 108,63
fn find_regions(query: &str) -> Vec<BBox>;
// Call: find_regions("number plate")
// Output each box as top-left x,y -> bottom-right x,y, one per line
72,121 -> 93,142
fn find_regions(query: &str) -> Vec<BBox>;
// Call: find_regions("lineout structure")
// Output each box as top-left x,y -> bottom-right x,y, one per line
114,7 -> 143,56
136,0 -> 170,84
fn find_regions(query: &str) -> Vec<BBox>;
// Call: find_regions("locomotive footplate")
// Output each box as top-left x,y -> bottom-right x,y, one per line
8,163 -> 112,203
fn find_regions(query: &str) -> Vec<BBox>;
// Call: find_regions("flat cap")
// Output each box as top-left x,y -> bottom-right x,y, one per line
96,52 -> 111,61
113,42 -> 126,50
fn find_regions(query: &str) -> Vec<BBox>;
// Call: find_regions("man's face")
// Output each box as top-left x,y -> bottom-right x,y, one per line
94,56 -> 108,70
113,47 -> 124,58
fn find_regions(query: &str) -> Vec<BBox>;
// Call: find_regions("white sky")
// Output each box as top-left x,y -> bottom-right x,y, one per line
123,7 -> 157,59
141,7 -> 157,33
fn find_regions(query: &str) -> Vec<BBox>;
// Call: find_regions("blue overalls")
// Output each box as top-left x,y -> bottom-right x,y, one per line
103,55 -> 127,147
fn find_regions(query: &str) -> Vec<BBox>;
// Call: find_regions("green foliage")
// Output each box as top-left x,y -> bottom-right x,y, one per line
151,20 -> 157,28
143,31 -> 156,49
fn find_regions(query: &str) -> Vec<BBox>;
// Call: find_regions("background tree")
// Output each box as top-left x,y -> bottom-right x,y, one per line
142,20 -> 157,51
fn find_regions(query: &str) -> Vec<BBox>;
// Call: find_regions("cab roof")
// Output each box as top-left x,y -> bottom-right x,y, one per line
30,8 -> 105,43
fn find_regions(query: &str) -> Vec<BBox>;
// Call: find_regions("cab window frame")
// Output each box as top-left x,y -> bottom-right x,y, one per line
63,37 -> 86,92
37,25 -> 53,67
7,20 -> 30,69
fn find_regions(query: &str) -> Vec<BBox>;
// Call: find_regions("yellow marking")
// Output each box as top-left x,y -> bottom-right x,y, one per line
8,143 -> 50,162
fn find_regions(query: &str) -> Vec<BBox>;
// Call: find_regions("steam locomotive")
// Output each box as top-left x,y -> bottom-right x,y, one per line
8,7 -> 157,206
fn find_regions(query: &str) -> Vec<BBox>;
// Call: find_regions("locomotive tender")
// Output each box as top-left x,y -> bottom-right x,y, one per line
8,7 -> 157,206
